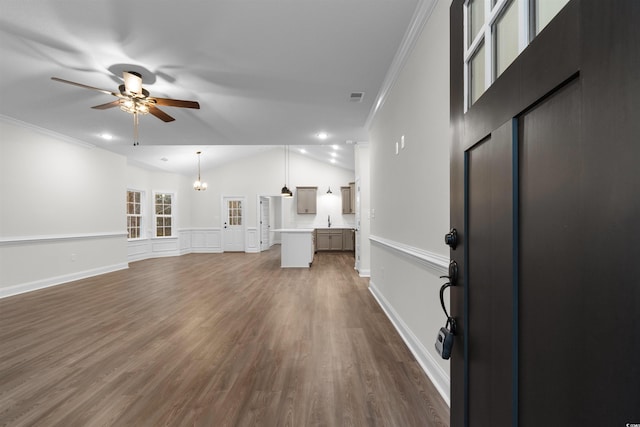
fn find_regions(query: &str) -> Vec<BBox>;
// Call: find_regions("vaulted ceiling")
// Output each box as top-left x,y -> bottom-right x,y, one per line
0,0 -> 430,173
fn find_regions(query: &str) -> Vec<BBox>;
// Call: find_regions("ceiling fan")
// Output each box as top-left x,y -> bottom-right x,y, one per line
51,71 -> 200,145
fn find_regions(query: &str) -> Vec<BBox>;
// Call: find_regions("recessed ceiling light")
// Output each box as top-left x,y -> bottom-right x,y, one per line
317,132 -> 329,140
330,158 -> 336,164
331,152 -> 337,157
332,144 -> 339,150
300,148 -> 307,154
100,133 -> 113,140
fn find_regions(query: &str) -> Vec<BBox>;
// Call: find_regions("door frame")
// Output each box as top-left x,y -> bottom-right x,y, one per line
221,195 -> 247,252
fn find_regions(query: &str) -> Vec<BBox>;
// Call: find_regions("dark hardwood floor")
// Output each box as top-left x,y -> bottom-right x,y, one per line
0,247 -> 449,426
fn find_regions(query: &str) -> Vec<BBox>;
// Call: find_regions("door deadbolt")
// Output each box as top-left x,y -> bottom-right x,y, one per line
444,228 -> 458,249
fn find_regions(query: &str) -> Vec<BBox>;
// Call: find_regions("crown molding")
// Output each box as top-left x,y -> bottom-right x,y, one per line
0,113 -> 95,149
365,0 -> 440,130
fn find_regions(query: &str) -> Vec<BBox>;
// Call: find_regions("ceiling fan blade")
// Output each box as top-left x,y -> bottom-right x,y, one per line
149,105 -> 175,122
91,100 -> 121,110
123,71 -> 143,96
152,97 -> 200,109
51,77 -> 117,96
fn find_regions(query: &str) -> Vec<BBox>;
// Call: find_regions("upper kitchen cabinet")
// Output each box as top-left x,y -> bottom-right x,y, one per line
296,187 -> 317,214
341,182 -> 356,214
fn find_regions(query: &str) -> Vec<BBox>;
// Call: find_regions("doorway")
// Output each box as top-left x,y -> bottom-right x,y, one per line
222,196 -> 245,252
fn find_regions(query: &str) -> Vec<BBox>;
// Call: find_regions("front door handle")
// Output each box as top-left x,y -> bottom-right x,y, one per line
440,260 -> 459,286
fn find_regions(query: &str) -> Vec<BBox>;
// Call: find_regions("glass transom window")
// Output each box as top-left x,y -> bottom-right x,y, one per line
464,0 -> 570,110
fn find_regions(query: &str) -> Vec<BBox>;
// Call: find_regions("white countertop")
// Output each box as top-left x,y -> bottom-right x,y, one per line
273,228 -> 315,233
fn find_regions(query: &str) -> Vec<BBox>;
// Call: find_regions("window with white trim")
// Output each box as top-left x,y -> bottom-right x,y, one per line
126,190 -> 144,240
154,192 -> 174,237
464,0 -> 569,110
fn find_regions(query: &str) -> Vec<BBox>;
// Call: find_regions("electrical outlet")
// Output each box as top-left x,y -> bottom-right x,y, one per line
401,135 -> 405,149
395,141 -> 399,155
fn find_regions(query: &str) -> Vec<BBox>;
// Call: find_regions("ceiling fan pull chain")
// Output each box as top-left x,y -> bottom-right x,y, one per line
133,112 -> 139,146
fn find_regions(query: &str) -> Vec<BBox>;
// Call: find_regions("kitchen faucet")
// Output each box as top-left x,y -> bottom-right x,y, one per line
328,215 -> 331,228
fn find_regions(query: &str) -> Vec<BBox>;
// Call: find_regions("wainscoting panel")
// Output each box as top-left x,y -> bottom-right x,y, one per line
127,229 -> 223,262
128,239 -> 151,262
246,227 -> 259,253
151,238 -> 179,256
188,228 -> 223,253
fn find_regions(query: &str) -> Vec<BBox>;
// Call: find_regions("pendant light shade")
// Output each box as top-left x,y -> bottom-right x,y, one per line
281,186 -> 293,197
280,146 -> 293,198
193,151 -> 208,191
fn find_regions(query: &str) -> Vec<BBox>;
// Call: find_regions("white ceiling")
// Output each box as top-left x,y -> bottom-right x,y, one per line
0,0 -> 424,174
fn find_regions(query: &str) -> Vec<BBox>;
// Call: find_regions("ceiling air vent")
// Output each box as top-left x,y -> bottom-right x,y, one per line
349,92 -> 364,102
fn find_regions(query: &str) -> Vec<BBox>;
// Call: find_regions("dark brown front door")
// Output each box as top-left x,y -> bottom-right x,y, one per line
450,1 -> 640,426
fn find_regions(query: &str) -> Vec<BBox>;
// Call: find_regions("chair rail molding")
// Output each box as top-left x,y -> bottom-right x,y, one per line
0,231 -> 126,246
369,234 -> 449,276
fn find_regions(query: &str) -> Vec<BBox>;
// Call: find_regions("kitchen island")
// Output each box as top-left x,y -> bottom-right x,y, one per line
273,229 -> 315,268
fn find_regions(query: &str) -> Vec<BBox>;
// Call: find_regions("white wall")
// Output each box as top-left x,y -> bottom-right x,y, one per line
368,0 -> 451,404
0,118 -> 128,297
191,147 -> 356,231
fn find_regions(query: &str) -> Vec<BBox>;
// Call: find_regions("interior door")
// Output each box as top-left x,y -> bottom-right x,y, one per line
450,1 -> 640,426
223,197 -> 245,252
260,196 -> 270,251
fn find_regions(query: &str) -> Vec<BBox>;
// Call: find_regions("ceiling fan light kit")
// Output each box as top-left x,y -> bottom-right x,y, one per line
51,70 -> 200,146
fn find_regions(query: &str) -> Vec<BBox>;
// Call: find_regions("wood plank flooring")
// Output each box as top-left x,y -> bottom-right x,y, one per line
0,248 -> 449,426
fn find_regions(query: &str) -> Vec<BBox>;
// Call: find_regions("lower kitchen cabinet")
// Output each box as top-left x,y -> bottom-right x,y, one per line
315,228 -> 354,251
342,228 -> 355,251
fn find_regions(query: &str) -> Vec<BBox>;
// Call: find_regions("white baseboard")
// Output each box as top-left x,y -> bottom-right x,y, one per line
369,279 -> 450,406
0,262 -> 129,299
358,268 -> 371,277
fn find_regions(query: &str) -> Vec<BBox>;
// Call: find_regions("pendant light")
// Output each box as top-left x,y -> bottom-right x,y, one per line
193,151 -> 208,191
326,187 -> 333,194
281,145 -> 293,198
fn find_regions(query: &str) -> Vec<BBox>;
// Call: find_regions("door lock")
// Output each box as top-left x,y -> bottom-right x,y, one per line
444,228 -> 458,249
